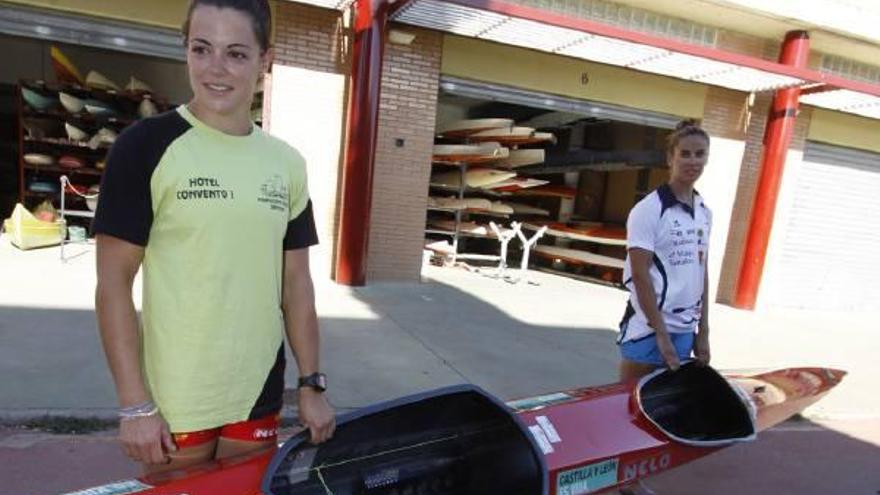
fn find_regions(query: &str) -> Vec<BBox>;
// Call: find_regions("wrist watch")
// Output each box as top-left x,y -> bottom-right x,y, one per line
297,372 -> 327,392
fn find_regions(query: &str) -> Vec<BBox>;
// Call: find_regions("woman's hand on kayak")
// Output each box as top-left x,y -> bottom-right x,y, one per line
656,333 -> 680,371
120,413 -> 176,465
298,388 -> 336,444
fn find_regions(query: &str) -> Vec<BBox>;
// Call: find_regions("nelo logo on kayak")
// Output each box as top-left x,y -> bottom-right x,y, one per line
623,453 -> 672,481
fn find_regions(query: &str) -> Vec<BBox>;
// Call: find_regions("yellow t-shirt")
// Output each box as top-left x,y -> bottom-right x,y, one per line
94,106 -> 317,432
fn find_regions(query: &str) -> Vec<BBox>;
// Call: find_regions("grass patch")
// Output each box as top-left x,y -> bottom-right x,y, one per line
21,416 -> 116,434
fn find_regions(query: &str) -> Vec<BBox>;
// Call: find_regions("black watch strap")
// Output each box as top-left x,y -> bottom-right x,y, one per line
297,372 -> 327,392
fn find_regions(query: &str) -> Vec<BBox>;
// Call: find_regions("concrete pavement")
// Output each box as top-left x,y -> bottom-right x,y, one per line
1,237 -> 876,420
1,237 -> 879,494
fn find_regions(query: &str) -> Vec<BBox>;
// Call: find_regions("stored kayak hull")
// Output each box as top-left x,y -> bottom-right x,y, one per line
63,366 -> 845,495
3,204 -> 64,250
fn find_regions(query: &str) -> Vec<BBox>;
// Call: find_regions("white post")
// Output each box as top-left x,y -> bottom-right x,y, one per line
489,221 -> 520,279
514,225 -> 547,284
59,175 -> 68,262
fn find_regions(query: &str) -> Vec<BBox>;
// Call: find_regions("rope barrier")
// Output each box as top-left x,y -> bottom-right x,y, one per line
60,175 -> 99,199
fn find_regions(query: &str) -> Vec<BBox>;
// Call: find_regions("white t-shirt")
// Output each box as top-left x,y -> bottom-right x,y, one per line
619,184 -> 712,343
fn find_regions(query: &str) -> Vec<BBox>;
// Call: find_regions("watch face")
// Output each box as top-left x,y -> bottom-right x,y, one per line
315,374 -> 327,390
300,373 -> 327,391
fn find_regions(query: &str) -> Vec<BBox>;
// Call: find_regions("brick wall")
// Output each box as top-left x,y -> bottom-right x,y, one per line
698,87 -> 750,302
271,4 -> 442,282
366,27 -> 443,281
699,26 -> 814,304
714,91 -> 812,304
272,2 -> 347,73
270,2 -> 349,280
714,93 -> 769,303
701,87 -> 749,140
717,30 -> 770,59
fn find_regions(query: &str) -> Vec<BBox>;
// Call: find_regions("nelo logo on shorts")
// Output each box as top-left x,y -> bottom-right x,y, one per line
253,427 -> 277,439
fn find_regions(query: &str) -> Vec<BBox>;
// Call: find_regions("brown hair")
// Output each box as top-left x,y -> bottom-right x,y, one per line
182,0 -> 272,54
666,118 -> 709,157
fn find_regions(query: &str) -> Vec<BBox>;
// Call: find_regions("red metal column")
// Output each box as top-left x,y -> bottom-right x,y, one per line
335,0 -> 390,286
734,31 -> 810,310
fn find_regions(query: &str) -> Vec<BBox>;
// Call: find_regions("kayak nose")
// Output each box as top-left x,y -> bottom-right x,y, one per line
821,368 -> 847,385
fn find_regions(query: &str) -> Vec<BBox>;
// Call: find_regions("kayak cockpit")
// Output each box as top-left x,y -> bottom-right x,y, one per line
637,362 -> 757,446
262,385 -> 547,495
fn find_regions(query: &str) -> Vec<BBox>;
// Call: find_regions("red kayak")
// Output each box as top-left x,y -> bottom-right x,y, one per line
63,364 -> 844,495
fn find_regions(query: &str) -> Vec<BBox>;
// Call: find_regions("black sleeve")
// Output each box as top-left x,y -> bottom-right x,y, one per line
92,112 -> 191,246
283,200 -> 319,250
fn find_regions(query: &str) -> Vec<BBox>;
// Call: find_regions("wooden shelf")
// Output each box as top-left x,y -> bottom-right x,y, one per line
24,164 -> 102,176
426,206 -> 510,218
431,156 -> 508,166
25,189 -> 94,198
425,229 -> 495,239
428,183 -> 509,197
24,136 -> 110,154
21,79 -> 172,107
24,190 -> 60,198
463,210 -> 510,218
437,127 -> 510,139
466,134 -> 556,146
22,108 -> 135,126
17,80 -> 173,207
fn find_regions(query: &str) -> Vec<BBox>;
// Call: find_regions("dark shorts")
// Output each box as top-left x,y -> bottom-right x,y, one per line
619,332 -> 694,366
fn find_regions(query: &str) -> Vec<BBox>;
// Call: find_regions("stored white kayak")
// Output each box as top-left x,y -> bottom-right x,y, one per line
496,149 -> 546,168
432,142 -> 509,163
430,168 -> 517,189
437,118 -> 514,137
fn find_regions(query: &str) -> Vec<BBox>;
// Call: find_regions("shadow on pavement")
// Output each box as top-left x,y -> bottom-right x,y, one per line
330,278 -> 622,407
647,417 -> 880,495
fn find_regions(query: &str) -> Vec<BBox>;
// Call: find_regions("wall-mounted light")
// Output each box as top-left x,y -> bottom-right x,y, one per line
388,29 -> 416,45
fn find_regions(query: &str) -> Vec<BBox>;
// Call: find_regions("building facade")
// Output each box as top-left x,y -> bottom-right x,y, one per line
2,0 -> 879,311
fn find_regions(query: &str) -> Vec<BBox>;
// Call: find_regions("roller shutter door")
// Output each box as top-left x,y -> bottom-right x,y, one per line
439,76 -> 682,129
0,4 -> 183,60
770,142 -> 880,310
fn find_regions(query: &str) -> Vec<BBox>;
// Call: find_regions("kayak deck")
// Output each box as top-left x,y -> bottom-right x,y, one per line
69,366 -> 844,495
263,386 -> 546,495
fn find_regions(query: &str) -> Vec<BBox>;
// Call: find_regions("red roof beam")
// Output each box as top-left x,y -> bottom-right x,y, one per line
799,83 -> 839,96
437,0 -> 880,98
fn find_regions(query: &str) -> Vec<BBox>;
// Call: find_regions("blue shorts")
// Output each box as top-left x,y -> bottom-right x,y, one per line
619,332 -> 694,366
